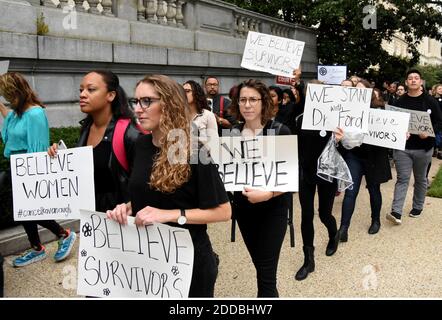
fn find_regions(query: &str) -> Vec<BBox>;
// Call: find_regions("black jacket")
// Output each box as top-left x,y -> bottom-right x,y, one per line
78,116 -> 142,209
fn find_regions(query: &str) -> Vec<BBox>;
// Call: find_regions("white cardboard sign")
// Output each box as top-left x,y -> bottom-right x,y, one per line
209,135 -> 298,192
301,83 -> 372,132
10,146 -> 95,220
77,210 -> 194,298
363,108 -> 410,150
317,65 -> 347,85
385,104 -> 435,137
241,31 -> 305,77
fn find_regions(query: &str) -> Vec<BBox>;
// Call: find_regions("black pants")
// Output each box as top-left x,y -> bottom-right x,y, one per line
236,205 -> 287,297
188,233 -> 218,297
299,177 -> 338,247
22,220 -> 65,249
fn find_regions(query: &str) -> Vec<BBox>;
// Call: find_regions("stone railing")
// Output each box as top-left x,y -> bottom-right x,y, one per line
136,0 -> 186,27
37,0 -> 305,35
41,0 -> 114,16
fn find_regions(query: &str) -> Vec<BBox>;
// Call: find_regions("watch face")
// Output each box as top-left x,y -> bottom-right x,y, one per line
178,215 -> 187,225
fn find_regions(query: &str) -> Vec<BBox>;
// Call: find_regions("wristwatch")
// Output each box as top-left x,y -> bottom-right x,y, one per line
177,208 -> 187,225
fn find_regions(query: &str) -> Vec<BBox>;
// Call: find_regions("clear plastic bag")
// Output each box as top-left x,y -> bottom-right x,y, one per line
317,134 -> 353,192
340,130 -> 364,150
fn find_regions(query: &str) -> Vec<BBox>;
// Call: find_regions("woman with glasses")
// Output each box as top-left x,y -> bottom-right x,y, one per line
106,74 -> 231,297
183,80 -> 218,149
49,70 -> 143,212
228,79 -> 291,297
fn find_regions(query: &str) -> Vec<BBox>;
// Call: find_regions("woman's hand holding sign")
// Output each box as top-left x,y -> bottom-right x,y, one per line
106,202 -> 132,225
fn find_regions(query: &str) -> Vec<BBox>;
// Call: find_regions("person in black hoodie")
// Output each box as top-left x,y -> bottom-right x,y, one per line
338,82 -> 392,242
388,70 -> 442,224
293,78 -> 344,281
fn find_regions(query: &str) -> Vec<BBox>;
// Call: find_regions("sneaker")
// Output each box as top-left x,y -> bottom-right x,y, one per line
54,229 -> 77,262
386,211 -> 402,225
409,208 -> 422,218
13,247 -> 47,267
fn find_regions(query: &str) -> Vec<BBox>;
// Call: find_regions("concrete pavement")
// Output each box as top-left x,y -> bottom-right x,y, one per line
2,158 -> 442,298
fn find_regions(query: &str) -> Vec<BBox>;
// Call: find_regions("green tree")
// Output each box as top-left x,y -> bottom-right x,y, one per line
225,0 -> 442,80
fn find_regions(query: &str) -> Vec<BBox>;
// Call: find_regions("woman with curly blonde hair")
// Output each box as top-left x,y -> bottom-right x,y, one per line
106,74 -> 231,297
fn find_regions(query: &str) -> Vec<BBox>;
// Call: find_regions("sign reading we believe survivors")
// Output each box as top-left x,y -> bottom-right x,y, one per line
241,31 -> 305,77
77,210 -> 194,298
301,84 -> 372,132
385,104 -> 435,137
209,135 -> 298,192
363,108 -> 410,150
10,146 -> 95,221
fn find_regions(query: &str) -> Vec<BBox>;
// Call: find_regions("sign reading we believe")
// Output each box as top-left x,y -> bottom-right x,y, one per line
241,31 -> 305,77
301,83 -> 372,132
77,210 -> 194,298
10,146 -> 95,221
209,135 -> 298,192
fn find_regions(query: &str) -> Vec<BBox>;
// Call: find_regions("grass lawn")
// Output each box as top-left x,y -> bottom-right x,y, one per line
428,164 -> 442,198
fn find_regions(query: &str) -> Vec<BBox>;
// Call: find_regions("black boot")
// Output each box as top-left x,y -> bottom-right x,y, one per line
295,246 -> 315,281
326,231 -> 339,256
338,225 -> 348,242
368,219 -> 380,234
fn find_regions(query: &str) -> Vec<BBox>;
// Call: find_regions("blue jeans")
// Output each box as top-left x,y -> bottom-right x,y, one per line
341,153 -> 382,227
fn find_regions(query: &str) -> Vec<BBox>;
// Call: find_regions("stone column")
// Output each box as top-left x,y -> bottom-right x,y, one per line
145,0 -> 157,23
175,0 -> 185,28
156,0 -> 167,25
102,0 -> 114,16
137,0 -> 146,21
166,0 -> 176,27
88,0 -> 100,14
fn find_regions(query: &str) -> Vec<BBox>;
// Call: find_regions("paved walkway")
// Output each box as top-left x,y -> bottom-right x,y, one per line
3,158 -> 442,298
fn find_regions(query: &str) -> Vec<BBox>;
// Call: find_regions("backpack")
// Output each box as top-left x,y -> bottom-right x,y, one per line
112,119 -> 148,172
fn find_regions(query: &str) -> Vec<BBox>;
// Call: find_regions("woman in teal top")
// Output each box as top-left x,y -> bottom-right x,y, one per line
1,107 -> 49,157
0,72 -> 77,267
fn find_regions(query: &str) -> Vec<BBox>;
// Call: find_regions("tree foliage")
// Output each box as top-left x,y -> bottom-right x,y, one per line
225,0 -> 442,80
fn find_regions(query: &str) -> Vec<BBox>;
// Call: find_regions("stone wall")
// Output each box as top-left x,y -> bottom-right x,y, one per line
0,0 -> 318,127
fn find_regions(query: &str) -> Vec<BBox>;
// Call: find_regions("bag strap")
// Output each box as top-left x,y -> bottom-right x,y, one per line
113,118 -> 131,172
220,96 -> 224,118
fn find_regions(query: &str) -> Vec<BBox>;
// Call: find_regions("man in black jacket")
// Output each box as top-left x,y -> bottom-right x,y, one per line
204,76 -> 236,136
388,70 -> 442,225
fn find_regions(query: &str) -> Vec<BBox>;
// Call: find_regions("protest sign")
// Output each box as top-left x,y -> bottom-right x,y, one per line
385,104 -> 435,137
363,108 -> 410,150
208,135 -> 298,192
77,210 -> 194,298
0,61 -> 9,76
317,65 -> 347,85
275,75 -> 292,86
241,31 -> 305,77
301,83 -> 372,132
10,146 -> 95,220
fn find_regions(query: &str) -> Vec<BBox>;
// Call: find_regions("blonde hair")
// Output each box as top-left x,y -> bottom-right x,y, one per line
137,75 -> 191,193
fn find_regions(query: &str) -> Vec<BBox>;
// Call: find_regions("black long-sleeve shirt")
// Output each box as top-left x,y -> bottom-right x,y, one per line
394,93 -> 442,151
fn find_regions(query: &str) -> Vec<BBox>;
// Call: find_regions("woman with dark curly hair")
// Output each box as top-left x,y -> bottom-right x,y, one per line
183,80 -> 218,148
229,78 -> 291,297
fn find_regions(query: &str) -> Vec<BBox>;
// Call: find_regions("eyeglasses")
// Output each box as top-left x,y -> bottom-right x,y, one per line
129,97 -> 160,110
239,97 -> 261,106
